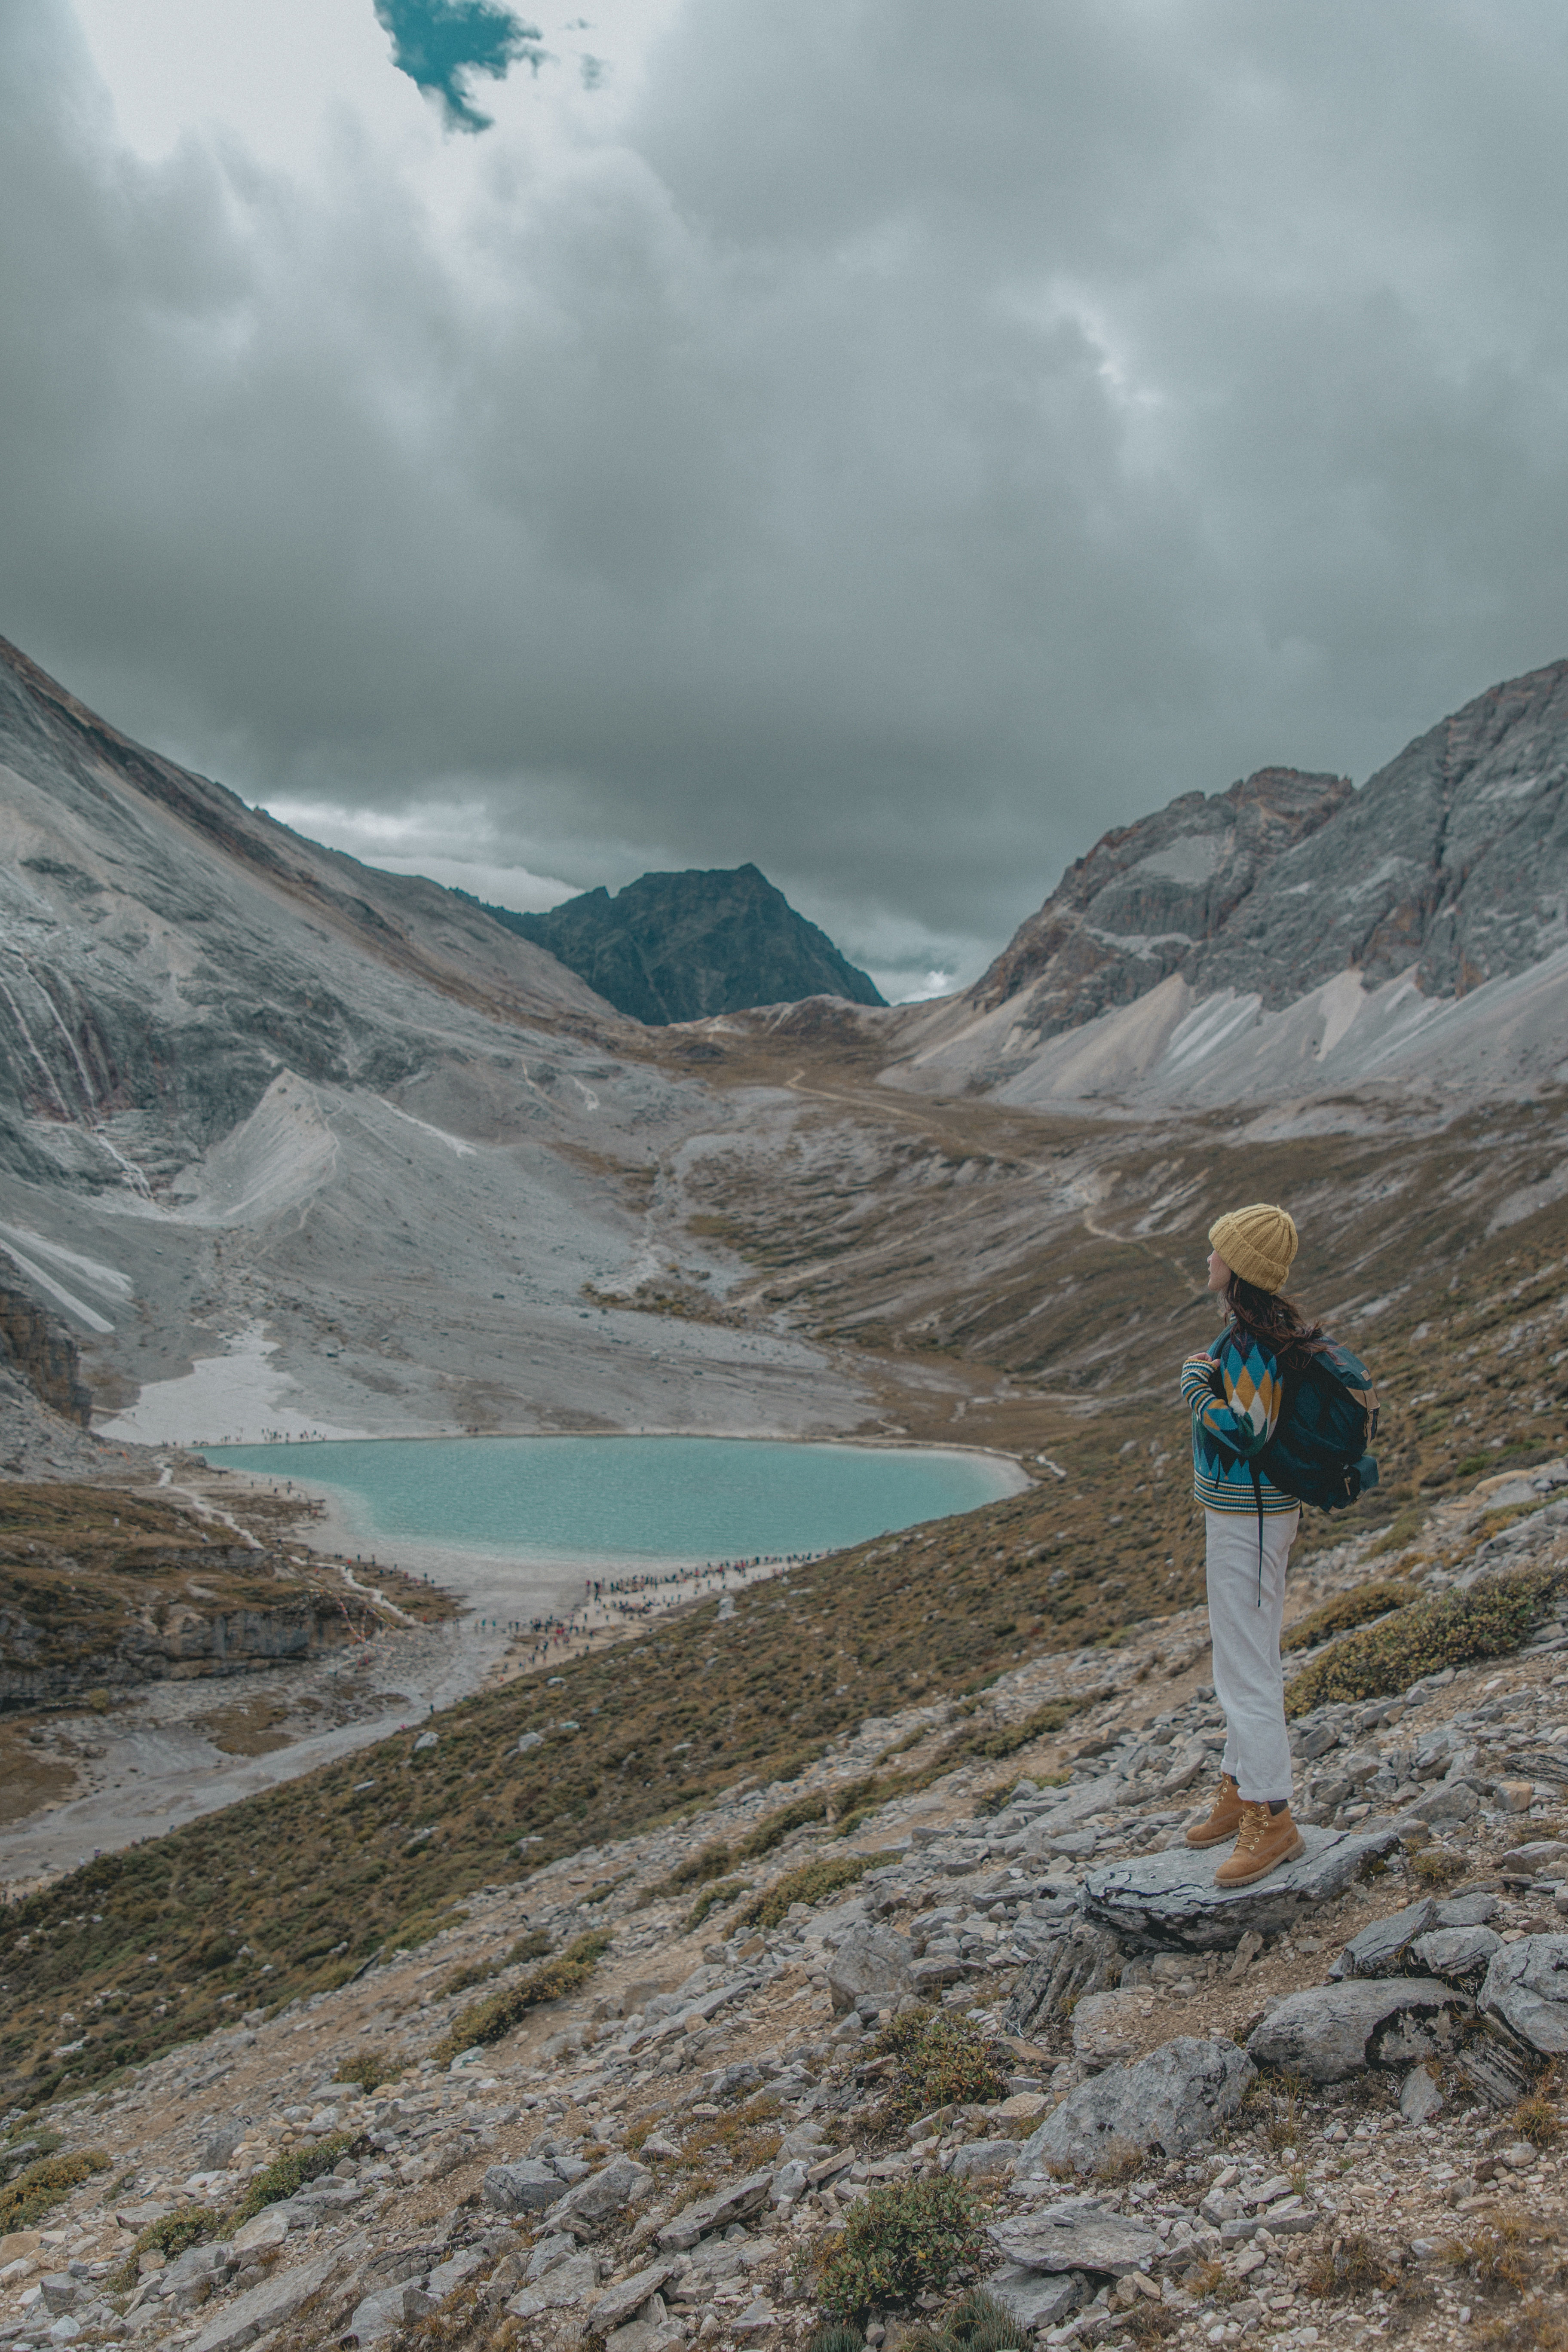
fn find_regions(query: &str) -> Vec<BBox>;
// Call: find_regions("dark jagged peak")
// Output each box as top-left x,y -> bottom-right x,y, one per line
970,765 -> 1351,1032
462,862 -> 886,1026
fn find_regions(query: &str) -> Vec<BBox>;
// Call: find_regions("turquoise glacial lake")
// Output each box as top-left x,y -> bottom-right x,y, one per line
203,1436 -> 1024,1565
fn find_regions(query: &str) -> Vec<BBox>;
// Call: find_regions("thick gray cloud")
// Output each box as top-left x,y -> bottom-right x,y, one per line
3,0 -> 1568,994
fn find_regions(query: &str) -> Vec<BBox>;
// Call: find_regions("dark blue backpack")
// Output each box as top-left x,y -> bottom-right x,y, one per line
1258,1338 -> 1380,1513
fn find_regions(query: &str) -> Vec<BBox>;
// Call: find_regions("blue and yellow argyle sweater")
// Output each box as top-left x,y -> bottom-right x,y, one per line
1181,1329 -> 1297,1515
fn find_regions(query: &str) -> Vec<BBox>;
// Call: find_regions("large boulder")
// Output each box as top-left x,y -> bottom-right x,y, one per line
1247,1978 -> 1471,2082
1480,1934 -> 1568,2055
989,2198 -> 1158,2279
1411,1925 -> 1501,1989
983,2266 -> 1084,2330
1082,1823 -> 1403,1951
552,2157 -> 654,2236
1017,2037 -> 1254,2178
482,2160 -> 565,2216
825,1925 -> 912,2016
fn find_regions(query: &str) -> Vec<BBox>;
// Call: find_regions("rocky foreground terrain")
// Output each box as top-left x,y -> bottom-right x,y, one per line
6,1460 -> 1568,2352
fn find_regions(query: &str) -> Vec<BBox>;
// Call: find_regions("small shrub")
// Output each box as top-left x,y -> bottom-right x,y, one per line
1281,1581 -> 1419,1654
812,2177 -> 988,2318
230,2131 -> 362,2222
742,1853 -> 873,1930
1411,1847 -> 1467,1886
1284,1563 -> 1568,1714
112,2203 -> 217,2287
433,1929 -> 611,2061
1512,2088 -> 1562,2148
876,2008 -> 1009,2122
687,1877 -> 750,1930
0,2148 -> 109,2230
663,1842 -> 733,1893
805,2329 -> 865,2352
441,1926 -> 550,2000
1448,2216 -> 1534,2294
1304,2231 -> 1401,2300
334,2048 -> 408,2094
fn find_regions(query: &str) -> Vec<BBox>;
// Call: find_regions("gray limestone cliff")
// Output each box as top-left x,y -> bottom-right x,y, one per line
970,657 -> 1568,1037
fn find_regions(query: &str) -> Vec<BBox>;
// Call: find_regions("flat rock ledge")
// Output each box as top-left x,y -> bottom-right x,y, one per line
989,2196 -> 1158,2278
1081,1822 -> 1404,1950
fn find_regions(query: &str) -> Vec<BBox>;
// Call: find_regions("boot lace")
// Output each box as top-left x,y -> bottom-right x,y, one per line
1233,1801 -> 1271,1852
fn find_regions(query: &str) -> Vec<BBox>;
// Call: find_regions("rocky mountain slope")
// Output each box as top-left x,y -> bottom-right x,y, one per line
889,657 -> 1568,1108
0,640 -> 876,1449
474,866 -> 885,1026
5,1464 -> 1568,2352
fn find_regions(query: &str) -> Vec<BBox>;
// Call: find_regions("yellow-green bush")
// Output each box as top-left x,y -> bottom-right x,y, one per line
812,2178 -> 987,2318
0,2149 -> 109,2230
877,2009 -> 1009,2122
434,1929 -> 611,2061
1284,1564 -> 1568,1714
230,2132 -> 362,2223
1281,1581 -> 1419,1654
741,1853 -> 873,1930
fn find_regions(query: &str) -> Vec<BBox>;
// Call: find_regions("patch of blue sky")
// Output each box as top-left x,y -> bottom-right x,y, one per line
373,0 -> 545,132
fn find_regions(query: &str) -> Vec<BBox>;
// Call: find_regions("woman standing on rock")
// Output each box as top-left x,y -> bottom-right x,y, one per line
1180,1203 -> 1319,1887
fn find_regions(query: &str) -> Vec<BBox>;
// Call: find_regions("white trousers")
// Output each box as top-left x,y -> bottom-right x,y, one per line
1205,1505 -> 1299,1805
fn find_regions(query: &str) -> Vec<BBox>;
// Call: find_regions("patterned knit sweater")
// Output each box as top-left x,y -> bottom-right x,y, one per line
1181,1328 -> 1297,1516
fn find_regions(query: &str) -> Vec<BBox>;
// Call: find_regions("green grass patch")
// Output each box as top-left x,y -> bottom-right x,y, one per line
385,1905 -> 468,1954
0,2148 -> 109,2230
876,2008 -> 1009,2122
433,1929 -> 612,2062
1283,1563 -> 1568,1713
905,2288 -> 1028,2352
231,2132 -> 363,2223
810,2177 -> 988,2318
741,1852 -> 874,1930
1281,1581 -> 1420,1654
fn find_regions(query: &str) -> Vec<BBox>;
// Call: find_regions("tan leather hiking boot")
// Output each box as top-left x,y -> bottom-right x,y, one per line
1185,1772 -> 1244,1848
1214,1801 -> 1304,1886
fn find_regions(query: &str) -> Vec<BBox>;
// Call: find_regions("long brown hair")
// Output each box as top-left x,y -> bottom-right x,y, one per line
1223,1271 -> 1325,1372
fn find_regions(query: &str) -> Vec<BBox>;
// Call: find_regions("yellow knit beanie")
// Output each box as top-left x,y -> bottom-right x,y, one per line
1209,1203 -> 1298,1295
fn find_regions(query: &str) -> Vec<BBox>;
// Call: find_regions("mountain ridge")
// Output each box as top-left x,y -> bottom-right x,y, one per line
887,654 -> 1568,1108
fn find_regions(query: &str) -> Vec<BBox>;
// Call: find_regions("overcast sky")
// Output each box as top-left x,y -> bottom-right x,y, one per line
4,2 -> 1568,998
